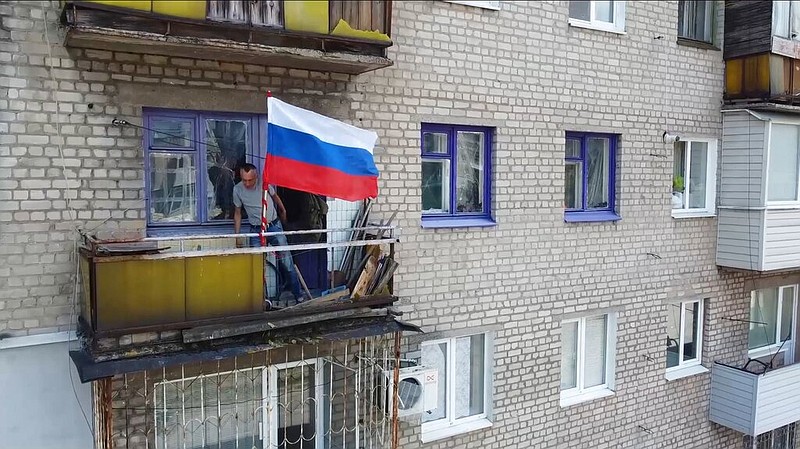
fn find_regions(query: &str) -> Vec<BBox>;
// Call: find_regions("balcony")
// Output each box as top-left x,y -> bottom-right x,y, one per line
717,109 -> 800,272
710,361 -> 800,436
60,0 -> 393,74
78,225 -> 400,336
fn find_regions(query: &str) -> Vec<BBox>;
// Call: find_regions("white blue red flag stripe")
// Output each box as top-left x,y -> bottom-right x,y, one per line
264,97 -> 379,201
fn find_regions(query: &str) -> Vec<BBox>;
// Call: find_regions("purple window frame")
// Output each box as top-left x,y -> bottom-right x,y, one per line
143,108 -> 267,235
420,123 -> 495,228
564,132 -> 621,223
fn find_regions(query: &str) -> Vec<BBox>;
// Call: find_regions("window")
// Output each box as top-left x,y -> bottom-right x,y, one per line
744,422 -> 797,449
421,124 -> 494,227
144,109 -> 264,231
443,0 -> 501,10
564,132 -> 619,222
749,286 -> 797,360
154,359 -> 346,449
773,1 -> 800,40
672,139 -> 717,217
560,314 -> 617,406
420,333 -> 492,442
678,0 -> 714,44
767,123 -> 800,203
666,300 -> 704,371
568,1 -> 626,34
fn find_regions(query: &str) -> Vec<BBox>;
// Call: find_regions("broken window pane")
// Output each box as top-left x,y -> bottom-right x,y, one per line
456,131 -> 484,213
586,137 -> 610,209
422,160 -> 450,213
205,119 -> 249,221
149,153 -> 197,223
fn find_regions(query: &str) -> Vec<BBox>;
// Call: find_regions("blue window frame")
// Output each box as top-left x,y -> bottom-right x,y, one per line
421,123 -> 494,228
564,132 -> 620,222
143,108 -> 266,233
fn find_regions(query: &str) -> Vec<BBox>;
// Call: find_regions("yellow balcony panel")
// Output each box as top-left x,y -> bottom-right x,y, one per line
152,0 -> 205,20
284,0 -> 329,34
85,0 -> 152,12
95,258 -> 186,332
185,254 -> 264,321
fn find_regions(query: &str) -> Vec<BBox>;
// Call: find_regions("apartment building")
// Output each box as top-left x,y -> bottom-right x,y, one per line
2,1 -> 800,448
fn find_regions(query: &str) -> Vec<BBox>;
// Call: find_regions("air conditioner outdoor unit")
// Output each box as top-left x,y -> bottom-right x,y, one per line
382,366 -> 438,419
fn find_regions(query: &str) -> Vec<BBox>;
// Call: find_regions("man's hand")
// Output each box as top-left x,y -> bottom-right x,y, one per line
235,237 -> 245,248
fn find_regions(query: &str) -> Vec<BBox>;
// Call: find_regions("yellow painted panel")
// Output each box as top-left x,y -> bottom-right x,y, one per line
152,0 -> 206,19
185,254 -> 263,321
86,0 -> 152,12
757,54 -> 771,93
331,19 -> 390,42
726,58 -> 743,96
95,259 -> 186,331
285,1 -> 329,34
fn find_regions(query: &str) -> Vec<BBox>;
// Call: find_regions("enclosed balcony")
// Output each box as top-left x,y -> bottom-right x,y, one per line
78,224 -> 400,336
710,361 -> 800,436
60,0 -> 393,74
717,109 -> 800,272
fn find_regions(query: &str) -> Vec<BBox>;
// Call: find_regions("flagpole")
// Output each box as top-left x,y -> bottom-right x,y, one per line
261,90 -> 272,247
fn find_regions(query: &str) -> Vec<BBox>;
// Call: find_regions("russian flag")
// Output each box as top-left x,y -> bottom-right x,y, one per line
264,97 -> 379,201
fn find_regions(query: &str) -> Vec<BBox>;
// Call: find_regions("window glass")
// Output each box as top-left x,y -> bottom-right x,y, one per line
565,162 -> 583,209
276,365 -> 316,447
152,118 -> 193,148
421,342 -> 448,423
569,0 -> 590,20
586,137 -> 610,209
454,334 -> 485,419
673,142 -> 687,209
682,301 -> 699,361
775,1 -> 791,38
421,160 -> 451,214
561,321 -> 579,389
666,303 -> 681,368
149,153 -> 197,223
780,287 -> 795,342
456,132 -> 484,213
688,142 -> 708,209
583,315 -> 607,387
768,124 -> 799,202
750,288 -> 779,349
594,0 -> 614,22
422,132 -> 448,154
205,119 -> 249,221
678,0 -> 713,42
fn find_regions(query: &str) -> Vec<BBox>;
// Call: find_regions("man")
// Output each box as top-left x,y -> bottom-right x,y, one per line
233,163 -> 303,301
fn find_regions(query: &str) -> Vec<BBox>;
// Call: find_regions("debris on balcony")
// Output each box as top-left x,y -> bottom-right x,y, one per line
331,19 -> 391,42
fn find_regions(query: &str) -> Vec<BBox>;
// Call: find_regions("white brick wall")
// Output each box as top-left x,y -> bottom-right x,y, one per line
0,0 -> 783,447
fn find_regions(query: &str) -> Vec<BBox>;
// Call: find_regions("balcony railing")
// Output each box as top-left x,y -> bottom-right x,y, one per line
61,0 -> 394,74
79,225 -> 399,335
709,361 -> 800,436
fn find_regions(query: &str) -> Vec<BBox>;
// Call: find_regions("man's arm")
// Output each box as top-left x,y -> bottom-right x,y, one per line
271,192 -> 288,223
233,206 -> 244,247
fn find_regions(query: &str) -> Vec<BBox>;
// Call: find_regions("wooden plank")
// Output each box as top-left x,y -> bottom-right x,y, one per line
182,307 -> 388,343
359,0 -> 372,31
372,0 -> 384,32
343,0 -> 358,28
329,0 -> 343,31
251,0 -> 282,27
352,254 -> 378,298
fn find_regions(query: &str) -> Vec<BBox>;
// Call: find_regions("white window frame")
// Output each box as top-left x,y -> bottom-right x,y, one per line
420,333 -> 493,443
765,121 -> 800,206
749,286 -> 798,361
153,359 -> 329,449
568,1 -> 626,34
672,138 -> 718,218
665,299 -> 707,380
443,0 -> 501,11
560,314 -> 617,407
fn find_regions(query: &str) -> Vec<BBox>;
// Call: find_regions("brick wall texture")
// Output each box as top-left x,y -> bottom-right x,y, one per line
0,1 -> 792,448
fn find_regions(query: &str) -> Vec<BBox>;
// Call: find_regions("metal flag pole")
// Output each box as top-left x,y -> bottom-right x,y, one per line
261,90 -> 272,247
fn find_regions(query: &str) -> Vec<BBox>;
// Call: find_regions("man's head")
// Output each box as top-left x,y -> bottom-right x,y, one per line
239,163 -> 258,190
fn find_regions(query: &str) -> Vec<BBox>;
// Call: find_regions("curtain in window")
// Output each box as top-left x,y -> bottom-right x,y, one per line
421,343 -> 448,422
768,124 -> 799,201
583,316 -> 607,388
586,138 -> 609,209
775,1 -> 791,38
